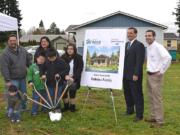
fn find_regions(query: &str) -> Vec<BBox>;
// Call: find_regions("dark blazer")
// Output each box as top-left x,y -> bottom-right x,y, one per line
41,58 -> 70,87
123,40 -> 145,81
61,53 -> 84,89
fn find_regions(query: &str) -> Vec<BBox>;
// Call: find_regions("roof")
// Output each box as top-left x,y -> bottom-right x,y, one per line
98,55 -> 109,59
20,34 -> 75,44
164,33 -> 177,40
65,25 -> 79,32
72,10 -> 167,30
51,34 -> 75,44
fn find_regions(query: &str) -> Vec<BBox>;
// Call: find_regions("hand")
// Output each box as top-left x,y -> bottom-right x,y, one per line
41,75 -> 46,80
65,75 -> 74,82
28,82 -> 34,89
69,77 -> 74,82
133,75 -> 138,81
55,74 -> 60,79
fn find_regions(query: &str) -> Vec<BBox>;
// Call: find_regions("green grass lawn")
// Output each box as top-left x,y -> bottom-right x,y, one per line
0,63 -> 180,135
177,52 -> 180,61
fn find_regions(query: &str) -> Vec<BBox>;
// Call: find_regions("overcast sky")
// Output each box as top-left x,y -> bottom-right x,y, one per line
18,0 -> 178,32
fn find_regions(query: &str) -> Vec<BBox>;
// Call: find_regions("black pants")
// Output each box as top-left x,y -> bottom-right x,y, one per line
123,78 -> 144,118
63,82 -> 78,99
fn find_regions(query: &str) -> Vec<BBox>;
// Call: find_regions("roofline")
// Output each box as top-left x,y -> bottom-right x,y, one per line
73,10 -> 168,30
51,35 -> 75,44
164,38 -> 178,40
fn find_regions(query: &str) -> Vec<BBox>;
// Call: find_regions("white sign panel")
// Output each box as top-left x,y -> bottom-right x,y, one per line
81,29 -> 127,90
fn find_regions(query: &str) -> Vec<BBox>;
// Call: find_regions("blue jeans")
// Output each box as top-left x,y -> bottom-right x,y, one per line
48,84 -> 65,108
5,78 -> 27,110
9,109 -> 21,120
8,106 -> 21,120
31,90 -> 47,114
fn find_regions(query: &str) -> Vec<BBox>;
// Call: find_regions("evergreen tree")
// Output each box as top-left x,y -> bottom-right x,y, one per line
173,0 -> 180,35
0,0 -> 22,46
86,49 -> 91,65
92,51 -> 97,59
4,0 -> 22,31
46,22 -> 60,34
38,20 -> 46,34
0,0 -> 5,13
39,20 -> 44,28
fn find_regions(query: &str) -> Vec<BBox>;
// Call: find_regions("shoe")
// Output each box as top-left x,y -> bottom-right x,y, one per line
145,118 -> 156,123
133,117 -> 143,122
69,104 -> 76,112
150,122 -> 163,128
31,113 -> 37,116
11,119 -> 15,123
16,119 -> 20,123
124,112 -> 134,116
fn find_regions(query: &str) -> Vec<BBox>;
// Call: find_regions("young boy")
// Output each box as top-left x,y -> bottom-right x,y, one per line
7,85 -> 22,123
41,48 -> 70,110
27,52 -> 47,116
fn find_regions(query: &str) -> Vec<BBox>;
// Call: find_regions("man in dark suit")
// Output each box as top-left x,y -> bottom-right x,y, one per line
123,27 -> 145,122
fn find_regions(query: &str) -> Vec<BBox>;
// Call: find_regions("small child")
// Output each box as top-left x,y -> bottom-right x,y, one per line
27,52 -> 47,116
7,85 -> 22,123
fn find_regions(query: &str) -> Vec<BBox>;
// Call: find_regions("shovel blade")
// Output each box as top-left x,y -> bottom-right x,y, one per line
49,111 -> 62,122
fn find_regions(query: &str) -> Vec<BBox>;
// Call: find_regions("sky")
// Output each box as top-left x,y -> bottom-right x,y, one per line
88,46 -> 120,57
18,0 -> 178,32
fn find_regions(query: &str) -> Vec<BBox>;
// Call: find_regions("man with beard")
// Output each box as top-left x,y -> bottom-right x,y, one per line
0,34 -> 31,113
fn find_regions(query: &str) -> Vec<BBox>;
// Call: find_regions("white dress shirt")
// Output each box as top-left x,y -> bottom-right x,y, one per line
69,59 -> 74,76
147,41 -> 172,74
129,38 -> 136,46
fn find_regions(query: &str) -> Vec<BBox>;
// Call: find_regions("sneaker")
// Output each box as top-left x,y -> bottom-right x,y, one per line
16,119 -> 20,123
11,119 -> 15,123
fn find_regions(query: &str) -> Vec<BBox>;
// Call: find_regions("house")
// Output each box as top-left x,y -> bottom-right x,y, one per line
20,34 -> 75,50
66,10 -> 167,55
91,54 -> 119,67
163,33 -> 178,50
92,55 -> 110,66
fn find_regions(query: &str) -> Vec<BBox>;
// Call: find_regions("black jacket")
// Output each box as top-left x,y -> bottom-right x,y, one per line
41,58 -> 70,87
61,53 -> 83,89
123,40 -> 145,81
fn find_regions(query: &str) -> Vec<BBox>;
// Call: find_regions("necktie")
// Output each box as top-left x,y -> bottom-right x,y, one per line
127,42 -> 131,50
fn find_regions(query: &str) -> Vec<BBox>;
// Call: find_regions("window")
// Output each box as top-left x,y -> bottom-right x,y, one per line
167,40 -> 171,47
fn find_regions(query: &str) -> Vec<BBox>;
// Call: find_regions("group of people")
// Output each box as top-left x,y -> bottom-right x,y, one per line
0,27 -> 171,128
0,35 -> 83,123
123,27 -> 171,128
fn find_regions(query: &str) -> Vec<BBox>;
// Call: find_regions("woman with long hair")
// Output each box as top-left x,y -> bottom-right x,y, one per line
34,36 -> 59,62
61,44 -> 83,112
